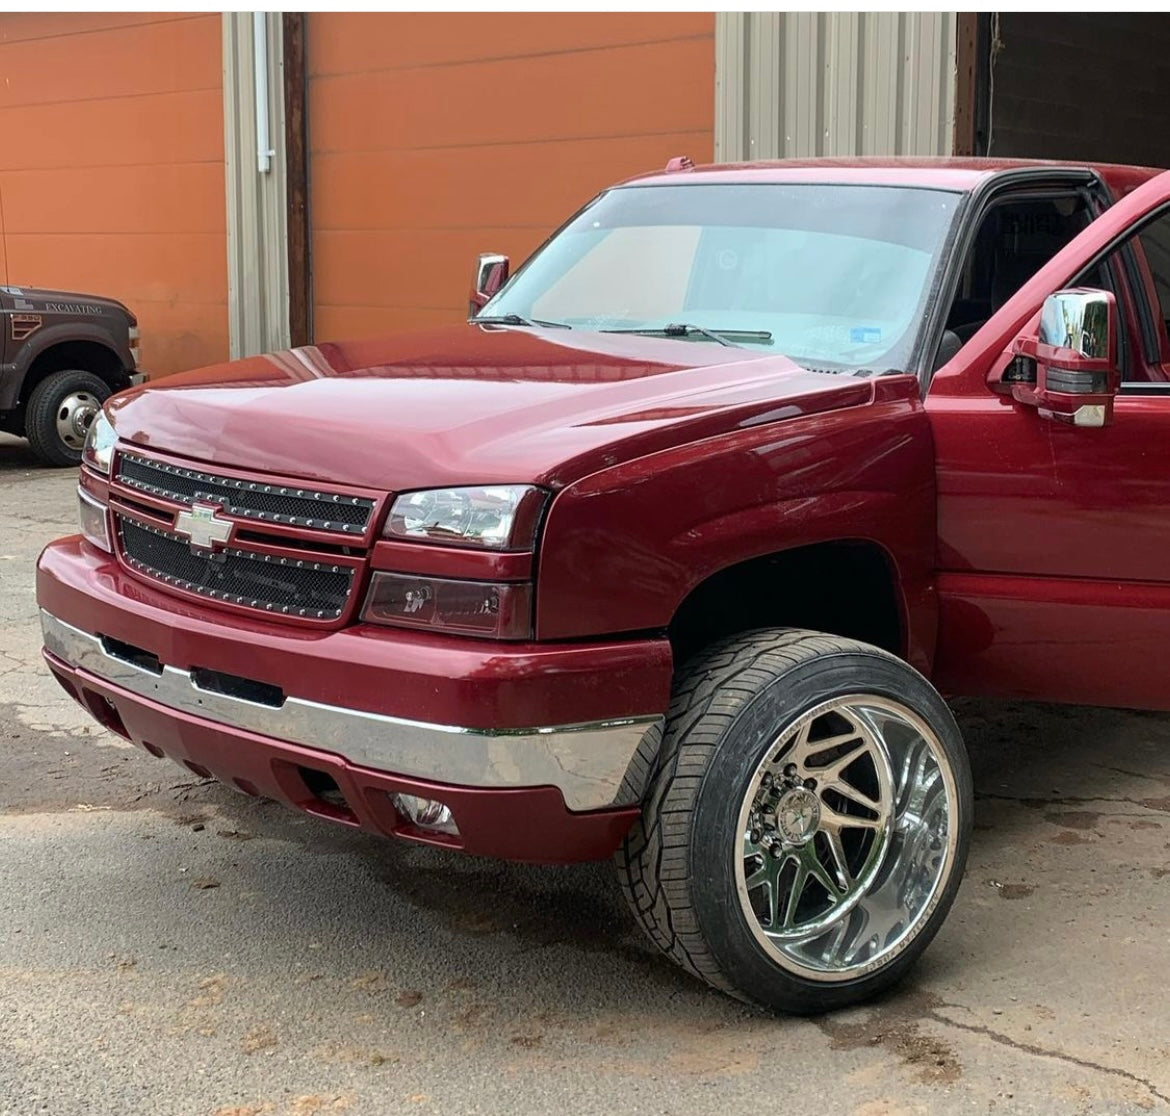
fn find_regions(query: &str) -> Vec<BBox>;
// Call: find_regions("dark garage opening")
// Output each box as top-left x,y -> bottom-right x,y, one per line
961,14 -> 1170,169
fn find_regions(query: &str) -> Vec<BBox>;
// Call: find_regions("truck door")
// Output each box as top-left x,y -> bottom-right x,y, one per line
926,170 -> 1170,710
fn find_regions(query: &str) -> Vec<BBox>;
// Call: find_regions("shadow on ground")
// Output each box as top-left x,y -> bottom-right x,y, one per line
0,431 -> 72,478
8,688 -> 1169,1012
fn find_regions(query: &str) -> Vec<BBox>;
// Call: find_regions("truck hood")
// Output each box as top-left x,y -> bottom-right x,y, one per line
107,325 -> 876,491
0,284 -> 134,323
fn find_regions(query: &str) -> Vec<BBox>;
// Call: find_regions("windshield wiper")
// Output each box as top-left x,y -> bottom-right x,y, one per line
474,313 -> 571,329
601,323 -> 772,348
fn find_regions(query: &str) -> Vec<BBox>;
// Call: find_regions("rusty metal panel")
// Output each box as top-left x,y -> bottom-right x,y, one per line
715,12 -> 957,162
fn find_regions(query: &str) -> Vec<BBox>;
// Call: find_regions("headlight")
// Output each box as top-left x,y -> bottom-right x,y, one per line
384,485 -> 548,550
82,410 -> 116,475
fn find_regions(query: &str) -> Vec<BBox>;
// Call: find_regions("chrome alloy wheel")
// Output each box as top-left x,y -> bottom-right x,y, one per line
55,390 -> 101,451
734,695 -> 959,982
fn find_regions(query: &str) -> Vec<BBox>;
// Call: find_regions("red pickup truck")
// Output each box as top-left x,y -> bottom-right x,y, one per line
36,157 -> 1170,1015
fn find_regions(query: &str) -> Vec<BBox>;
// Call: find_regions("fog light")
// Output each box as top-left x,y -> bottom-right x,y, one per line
390,793 -> 459,835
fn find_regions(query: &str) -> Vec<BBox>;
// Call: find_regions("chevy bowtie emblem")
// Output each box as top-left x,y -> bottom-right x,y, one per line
174,503 -> 234,551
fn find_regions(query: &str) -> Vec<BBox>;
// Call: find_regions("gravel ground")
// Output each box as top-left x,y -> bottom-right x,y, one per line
3,430 -> 1170,1116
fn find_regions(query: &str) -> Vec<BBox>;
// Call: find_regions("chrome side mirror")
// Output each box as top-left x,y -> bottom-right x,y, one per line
1039,289 -> 1113,363
468,253 -> 509,317
1010,288 -> 1119,428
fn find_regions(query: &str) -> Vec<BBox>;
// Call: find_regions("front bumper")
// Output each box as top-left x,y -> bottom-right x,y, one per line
37,538 -> 672,862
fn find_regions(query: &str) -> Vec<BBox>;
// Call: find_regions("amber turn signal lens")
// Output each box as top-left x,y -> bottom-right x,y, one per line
362,572 -> 533,640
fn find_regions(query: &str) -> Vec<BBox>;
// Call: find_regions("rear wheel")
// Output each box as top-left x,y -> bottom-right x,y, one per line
24,369 -> 110,467
616,629 -> 972,1014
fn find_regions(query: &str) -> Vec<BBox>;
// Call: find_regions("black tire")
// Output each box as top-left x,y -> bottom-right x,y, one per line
616,628 -> 973,1015
24,369 -> 111,467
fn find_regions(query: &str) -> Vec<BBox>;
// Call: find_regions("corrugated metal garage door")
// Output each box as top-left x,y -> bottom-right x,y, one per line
307,13 -> 714,343
0,14 -> 227,376
715,13 -> 957,161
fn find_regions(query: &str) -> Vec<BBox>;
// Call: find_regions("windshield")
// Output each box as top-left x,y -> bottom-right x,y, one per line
480,183 -> 961,372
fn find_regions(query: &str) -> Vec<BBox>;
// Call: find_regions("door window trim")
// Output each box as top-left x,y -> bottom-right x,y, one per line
1068,200 -> 1170,394
922,169 -> 1105,388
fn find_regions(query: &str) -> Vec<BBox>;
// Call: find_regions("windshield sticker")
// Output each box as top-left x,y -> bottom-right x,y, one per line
850,326 -> 882,344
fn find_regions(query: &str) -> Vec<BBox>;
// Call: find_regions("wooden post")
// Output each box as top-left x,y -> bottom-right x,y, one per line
953,13 -> 978,157
283,12 -> 311,347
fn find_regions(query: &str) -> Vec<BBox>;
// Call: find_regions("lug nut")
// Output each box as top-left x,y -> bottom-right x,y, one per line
804,778 -> 817,791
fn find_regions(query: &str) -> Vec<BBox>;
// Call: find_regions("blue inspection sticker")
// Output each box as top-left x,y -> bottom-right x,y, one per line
849,326 -> 882,344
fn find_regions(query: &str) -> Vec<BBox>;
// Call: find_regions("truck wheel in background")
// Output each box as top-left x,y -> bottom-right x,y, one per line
24,369 -> 111,467
615,628 -> 972,1015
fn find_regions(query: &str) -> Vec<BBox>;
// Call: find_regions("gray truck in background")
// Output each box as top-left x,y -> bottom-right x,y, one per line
0,284 -> 143,466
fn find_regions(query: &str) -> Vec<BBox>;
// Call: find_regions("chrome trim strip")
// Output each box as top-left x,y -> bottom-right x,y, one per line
41,610 -> 662,811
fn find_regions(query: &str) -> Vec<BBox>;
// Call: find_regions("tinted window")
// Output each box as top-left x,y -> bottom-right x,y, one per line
944,194 -> 1094,346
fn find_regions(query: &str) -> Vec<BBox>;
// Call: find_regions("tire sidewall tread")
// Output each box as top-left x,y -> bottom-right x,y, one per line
616,628 -> 973,1015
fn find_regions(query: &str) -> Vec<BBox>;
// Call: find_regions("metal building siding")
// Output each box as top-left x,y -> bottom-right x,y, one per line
222,12 -> 290,359
716,12 -> 957,162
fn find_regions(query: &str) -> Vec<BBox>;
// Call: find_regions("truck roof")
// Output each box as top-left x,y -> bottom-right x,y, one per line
621,156 -> 1163,198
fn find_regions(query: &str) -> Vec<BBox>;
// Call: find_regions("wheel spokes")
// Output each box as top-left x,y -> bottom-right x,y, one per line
737,694 -> 956,978
781,860 -> 808,928
794,729 -> 863,767
819,801 -> 882,832
799,841 -> 846,903
743,847 -> 790,928
824,828 -> 853,891
898,737 -> 944,825
748,838 -> 852,936
825,776 -> 883,816
787,715 -> 890,825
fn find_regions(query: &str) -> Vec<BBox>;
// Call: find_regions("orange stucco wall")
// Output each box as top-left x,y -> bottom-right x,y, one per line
0,13 -> 228,376
307,13 -> 715,343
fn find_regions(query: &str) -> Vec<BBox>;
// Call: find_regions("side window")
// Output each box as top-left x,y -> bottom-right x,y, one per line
1135,215 -> 1170,351
943,193 -> 1094,350
1074,208 -> 1170,386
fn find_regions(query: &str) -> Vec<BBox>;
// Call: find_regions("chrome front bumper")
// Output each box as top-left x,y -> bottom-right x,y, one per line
40,610 -> 662,811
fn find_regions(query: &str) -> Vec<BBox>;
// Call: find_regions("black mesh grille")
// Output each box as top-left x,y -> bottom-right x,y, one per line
117,516 -> 355,620
116,453 -> 374,535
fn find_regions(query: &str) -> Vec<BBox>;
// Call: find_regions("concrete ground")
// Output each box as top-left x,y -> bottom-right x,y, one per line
2,428 -> 1170,1116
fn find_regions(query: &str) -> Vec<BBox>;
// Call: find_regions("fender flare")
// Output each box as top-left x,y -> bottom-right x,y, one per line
0,322 -> 131,410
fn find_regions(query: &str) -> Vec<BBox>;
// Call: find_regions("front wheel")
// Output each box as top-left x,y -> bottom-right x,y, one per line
24,369 -> 111,467
616,629 -> 972,1015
